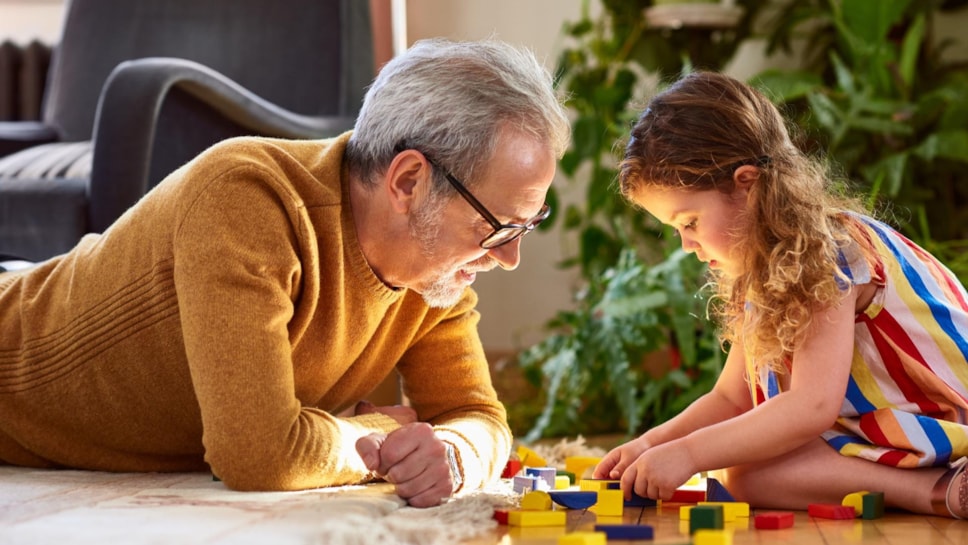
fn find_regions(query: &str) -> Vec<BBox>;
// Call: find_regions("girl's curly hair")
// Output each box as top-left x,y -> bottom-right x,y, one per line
619,71 -> 875,373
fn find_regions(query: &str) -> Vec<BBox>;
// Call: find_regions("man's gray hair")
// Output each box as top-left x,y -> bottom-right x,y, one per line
345,38 -> 570,192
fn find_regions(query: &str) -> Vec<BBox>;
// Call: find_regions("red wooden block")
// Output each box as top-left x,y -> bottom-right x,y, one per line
808,503 -> 856,520
669,488 -> 706,503
501,459 -> 523,479
754,511 -> 795,529
493,509 -> 509,525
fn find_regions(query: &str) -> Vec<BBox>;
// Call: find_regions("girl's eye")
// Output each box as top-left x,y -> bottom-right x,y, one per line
681,220 -> 697,231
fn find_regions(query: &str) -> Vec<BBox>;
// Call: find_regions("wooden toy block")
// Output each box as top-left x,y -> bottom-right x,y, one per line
579,479 -> 618,491
862,491 -> 885,520
513,475 -> 539,494
501,459 -> 523,479
699,501 -> 750,520
517,445 -> 548,468
508,509 -> 567,527
679,505 -> 693,520
753,511 -> 794,529
557,470 -> 576,485
706,478 -> 736,502
548,491 -> 598,510
564,456 -> 602,479
558,531 -> 606,545
521,490 -> 553,511
493,509 -> 510,525
526,467 -> 557,490
841,490 -> 868,516
624,489 -> 658,507
808,503 -> 856,519
669,488 -> 706,503
694,528 -> 733,545
689,504 -> 724,534
554,475 -> 571,490
590,489 -> 623,517
593,523 -> 654,540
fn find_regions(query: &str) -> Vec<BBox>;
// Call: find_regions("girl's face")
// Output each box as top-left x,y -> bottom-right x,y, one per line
633,183 -> 750,276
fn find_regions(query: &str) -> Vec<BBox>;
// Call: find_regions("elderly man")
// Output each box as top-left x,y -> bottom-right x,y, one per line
0,38 -> 570,507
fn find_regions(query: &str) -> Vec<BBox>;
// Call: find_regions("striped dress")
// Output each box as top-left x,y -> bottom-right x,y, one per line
751,214 -> 968,468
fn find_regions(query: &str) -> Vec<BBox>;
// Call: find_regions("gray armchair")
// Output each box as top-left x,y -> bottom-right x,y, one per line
0,0 -> 373,261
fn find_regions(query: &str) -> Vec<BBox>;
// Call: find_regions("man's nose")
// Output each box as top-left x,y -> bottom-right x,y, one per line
487,238 -> 522,271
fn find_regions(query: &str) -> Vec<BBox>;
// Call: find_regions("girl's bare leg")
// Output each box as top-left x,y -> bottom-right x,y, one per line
713,437 -> 956,516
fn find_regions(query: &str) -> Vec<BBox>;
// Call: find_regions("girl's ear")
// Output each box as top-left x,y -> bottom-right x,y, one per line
733,165 -> 760,190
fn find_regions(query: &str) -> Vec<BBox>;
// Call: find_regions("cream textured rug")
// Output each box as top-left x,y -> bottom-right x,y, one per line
0,467 -> 516,545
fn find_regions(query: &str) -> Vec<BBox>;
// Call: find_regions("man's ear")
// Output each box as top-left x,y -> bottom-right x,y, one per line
384,150 -> 432,214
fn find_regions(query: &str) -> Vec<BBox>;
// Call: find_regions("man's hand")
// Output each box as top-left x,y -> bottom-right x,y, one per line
355,422 -> 459,507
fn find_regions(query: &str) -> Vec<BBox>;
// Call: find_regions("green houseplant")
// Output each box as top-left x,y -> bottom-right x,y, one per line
752,0 -> 968,281
514,0 -> 968,441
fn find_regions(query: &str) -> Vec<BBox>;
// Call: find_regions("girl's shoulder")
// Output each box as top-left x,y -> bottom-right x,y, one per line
834,212 -> 882,289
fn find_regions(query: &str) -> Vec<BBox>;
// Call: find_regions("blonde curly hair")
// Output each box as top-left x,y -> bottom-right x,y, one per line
620,71 -> 875,373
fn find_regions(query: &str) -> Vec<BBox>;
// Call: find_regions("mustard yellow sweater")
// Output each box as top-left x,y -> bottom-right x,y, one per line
0,133 -> 511,491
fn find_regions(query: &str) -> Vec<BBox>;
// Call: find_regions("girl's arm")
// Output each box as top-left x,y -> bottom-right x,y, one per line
594,338 -> 752,479
682,291 -> 857,469
621,288 -> 859,497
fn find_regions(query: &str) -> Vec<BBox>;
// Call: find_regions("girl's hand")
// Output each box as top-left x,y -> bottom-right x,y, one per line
621,440 -> 697,500
593,435 -> 651,480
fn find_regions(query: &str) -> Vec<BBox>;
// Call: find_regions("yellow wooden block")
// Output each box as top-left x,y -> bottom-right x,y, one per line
579,479 -> 617,491
564,456 -> 602,479
842,490 -> 869,517
558,531 -> 606,545
680,505 -> 693,520
516,445 -> 548,468
554,475 -> 571,490
508,509 -> 567,527
699,501 -> 750,520
521,490 -> 553,511
694,529 -> 733,545
590,489 -> 623,517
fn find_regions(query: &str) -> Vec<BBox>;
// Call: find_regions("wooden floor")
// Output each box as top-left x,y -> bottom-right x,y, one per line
470,502 -> 968,544
3,465 -> 967,544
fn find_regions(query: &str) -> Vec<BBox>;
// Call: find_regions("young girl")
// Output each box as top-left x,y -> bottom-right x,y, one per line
594,71 -> 968,518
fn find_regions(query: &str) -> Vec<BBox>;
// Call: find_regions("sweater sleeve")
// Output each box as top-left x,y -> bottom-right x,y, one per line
171,163 -> 397,491
396,292 -> 513,491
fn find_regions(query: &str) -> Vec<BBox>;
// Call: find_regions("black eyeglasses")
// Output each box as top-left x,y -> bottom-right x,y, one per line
408,150 -> 551,249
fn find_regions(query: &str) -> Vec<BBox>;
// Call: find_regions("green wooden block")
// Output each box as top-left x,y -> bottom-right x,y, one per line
862,491 -> 885,520
690,504 -> 724,534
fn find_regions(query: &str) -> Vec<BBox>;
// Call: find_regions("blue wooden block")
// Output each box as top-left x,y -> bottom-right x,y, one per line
548,490 -> 598,509
625,489 -> 657,507
706,478 -> 736,502
603,479 -> 658,507
593,523 -> 654,540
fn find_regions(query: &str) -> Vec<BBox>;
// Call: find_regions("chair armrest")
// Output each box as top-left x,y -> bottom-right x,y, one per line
0,122 -> 59,157
89,57 -> 356,232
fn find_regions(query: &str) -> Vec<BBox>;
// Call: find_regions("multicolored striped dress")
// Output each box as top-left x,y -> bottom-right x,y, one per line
750,214 -> 968,468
